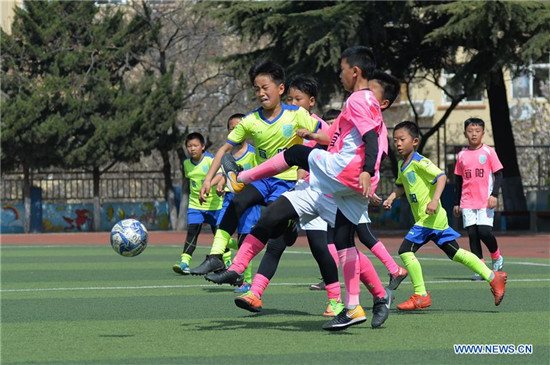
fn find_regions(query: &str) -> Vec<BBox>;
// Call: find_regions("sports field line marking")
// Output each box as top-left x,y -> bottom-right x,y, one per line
2,278 -> 549,293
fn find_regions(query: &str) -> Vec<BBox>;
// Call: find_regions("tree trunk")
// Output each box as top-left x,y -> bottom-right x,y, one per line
160,149 -> 177,230
23,163 -> 31,233
486,68 -> 528,229
175,147 -> 188,231
92,166 -> 101,232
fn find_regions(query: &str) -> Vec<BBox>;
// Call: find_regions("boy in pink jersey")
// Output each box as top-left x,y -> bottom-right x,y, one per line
207,46 -> 389,331
453,118 -> 504,280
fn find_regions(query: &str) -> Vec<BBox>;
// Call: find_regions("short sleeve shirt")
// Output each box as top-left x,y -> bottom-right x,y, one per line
184,152 -> 223,211
454,144 -> 503,209
396,152 -> 448,230
227,104 -> 320,181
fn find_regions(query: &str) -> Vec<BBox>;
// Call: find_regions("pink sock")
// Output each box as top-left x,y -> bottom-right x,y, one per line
358,250 -> 386,299
250,273 -> 270,298
238,152 -> 289,184
338,247 -> 361,307
228,234 -> 265,273
371,241 -> 399,275
490,248 -> 501,261
325,282 -> 341,301
327,243 -> 339,268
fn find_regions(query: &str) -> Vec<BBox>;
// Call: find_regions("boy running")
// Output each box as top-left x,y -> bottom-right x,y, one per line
382,121 -> 507,310
453,118 -> 504,280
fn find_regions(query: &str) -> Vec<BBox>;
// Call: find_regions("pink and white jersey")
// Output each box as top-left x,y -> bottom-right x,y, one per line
325,89 -> 383,194
454,144 -> 503,209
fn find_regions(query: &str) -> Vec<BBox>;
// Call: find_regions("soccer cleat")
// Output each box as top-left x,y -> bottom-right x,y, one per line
190,255 -> 225,275
205,269 -> 244,287
471,273 -> 484,281
490,271 -> 507,306
492,256 -> 504,272
221,153 -> 245,193
371,288 -> 393,328
309,280 -> 326,291
234,293 -> 262,312
397,292 -> 431,311
322,305 -> 367,331
387,266 -> 408,290
234,282 -> 251,294
323,298 -> 345,317
172,262 -> 190,275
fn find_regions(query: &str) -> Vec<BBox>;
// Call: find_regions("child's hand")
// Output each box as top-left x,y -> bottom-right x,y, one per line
426,200 -> 438,215
216,177 -> 226,196
359,171 -> 372,198
199,181 -> 211,204
296,129 -> 314,140
487,196 -> 498,209
453,205 -> 461,217
383,198 -> 393,210
370,193 -> 382,206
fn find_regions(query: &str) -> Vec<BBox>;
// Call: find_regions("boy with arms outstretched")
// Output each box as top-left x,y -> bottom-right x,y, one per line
190,60 -> 321,276
382,121 -> 507,310
453,118 -> 504,280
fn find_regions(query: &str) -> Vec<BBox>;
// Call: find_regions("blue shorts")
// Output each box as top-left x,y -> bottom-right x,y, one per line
251,177 -> 296,204
405,225 -> 461,246
187,208 -> 220,226
217,193 -> 261,234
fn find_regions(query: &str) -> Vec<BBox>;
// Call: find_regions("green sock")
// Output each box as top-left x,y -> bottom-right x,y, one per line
453,248 -> 493,281
222,249 -> 232,266
400,252 -> 427,296
227,237 -> 239,250
210,229 -> 231,255
243,263 -> 252,284
181,253 -> 192,265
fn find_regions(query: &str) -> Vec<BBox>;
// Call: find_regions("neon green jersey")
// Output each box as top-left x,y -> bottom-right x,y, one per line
227,104 -> 321,181
396,152 -> 448,230
184,152 -> 223,211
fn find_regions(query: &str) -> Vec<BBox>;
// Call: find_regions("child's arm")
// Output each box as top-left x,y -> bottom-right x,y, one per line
383,186 -> 405,210
211,173 -> 225,196
296,129 -> 330,145
199,142 -> 233,203
426,174 -> 446,215
488,170 -> 503,209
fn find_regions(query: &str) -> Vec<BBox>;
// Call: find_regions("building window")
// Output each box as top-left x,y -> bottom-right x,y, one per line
441,72 -> 483,105
512,58 -> 550,99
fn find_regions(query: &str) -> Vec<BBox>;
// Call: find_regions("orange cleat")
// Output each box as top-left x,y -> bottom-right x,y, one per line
490,271 -> 507,306
234,293 -> 262,312
397,292 -> 431,311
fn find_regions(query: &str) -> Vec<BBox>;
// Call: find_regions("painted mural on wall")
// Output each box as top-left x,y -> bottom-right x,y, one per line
1,204 -> 25,233
1,201 -> 169,233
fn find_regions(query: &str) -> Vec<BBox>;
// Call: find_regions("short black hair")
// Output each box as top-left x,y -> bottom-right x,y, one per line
288,75 -> 319,99
464,117 -> 485,131
322,109 -> 341,121
371,70 -> 400,108
186,132 -> 205,145
227,113 -> 245,129
394,121 -> 419,139
341,46 -> 376,80
249,60 -> 285,86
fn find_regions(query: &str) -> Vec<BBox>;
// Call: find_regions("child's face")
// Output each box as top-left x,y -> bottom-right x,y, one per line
186,138 -> 204,159
368,79 -> 390,111
286,87 -> 315,112
228,117 -> 241,133
393,128 -> 418,158
254,74 -> 284,111
339,58 -> 357,92
464,124 -> 484,148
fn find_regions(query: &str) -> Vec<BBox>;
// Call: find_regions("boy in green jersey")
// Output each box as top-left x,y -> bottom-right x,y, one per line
190,60 -> 321,276
383,121 -> 508,310
173,132 -> 224,274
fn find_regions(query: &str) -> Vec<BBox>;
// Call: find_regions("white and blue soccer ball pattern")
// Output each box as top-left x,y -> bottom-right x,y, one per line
110,219 -> 148,257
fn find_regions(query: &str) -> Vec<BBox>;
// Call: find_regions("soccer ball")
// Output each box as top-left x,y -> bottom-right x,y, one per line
110,219 -> 148,257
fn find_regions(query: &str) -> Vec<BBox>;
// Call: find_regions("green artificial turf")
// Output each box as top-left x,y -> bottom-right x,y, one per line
1,244 -> 549,364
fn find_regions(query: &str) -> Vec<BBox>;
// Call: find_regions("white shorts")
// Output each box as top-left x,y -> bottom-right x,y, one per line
462,208 -> 495,228
307,148 -> 370,225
